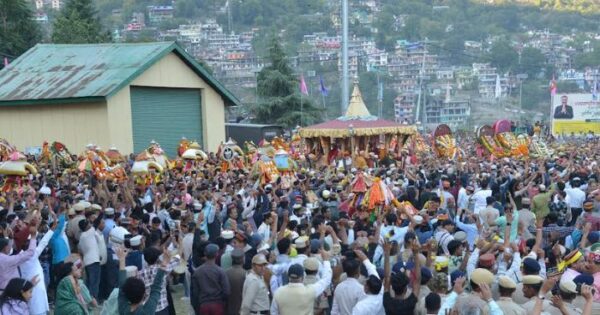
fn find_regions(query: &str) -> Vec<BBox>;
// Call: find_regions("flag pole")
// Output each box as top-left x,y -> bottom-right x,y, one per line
321,92 -> 327,120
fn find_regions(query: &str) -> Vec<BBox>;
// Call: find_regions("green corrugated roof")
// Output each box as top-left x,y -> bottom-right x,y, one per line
0,42 -> 240,106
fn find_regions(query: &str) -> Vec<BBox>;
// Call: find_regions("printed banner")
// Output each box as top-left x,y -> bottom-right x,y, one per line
551,93 -> 600,136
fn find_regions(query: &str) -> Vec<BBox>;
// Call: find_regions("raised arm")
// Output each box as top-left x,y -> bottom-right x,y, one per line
411,241 -> 422,298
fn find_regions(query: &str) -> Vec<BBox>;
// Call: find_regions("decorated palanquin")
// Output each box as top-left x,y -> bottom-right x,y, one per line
493,120 -> 529,158
432,124 -> 462,160
273,149 -> 298,189
180,141 -> 208,171
478,125 -> 510,158
216,138 -> 244,172
106,147 -> 125,166
178,137 -> 191,157
271,136 -> 290,152
78,144 -> 111,179
250,141 -> 279,185
529,135 -> 552,158
131,141 -> 169,186
242,141 -> 258,165
299,83 -> 416,160
289,133 -> 303,159
44,141 -> 75,168
0,139 -> 16,162
0,149 -> 38,193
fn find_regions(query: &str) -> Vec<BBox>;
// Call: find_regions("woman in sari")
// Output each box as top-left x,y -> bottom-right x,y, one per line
54,259 -> 96,315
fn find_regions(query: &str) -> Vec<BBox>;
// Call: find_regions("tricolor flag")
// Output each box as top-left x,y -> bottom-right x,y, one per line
319,75 -> 328,96
549,75 -> 557,96
299,75 -> 308,95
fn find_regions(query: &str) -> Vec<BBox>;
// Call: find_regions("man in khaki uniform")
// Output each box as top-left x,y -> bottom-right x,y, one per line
226,249 -> 247,315
303,257 -> 329,315
240,254 -> 270,315
495,276 -> 526,315
452,268 -> 494,315
557,279 -> 583,315
520,275 -> 562,315
270,250 -> 332,315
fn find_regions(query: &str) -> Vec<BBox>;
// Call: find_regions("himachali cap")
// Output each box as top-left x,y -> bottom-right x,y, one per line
91,204 -> 102,211
413,215 -> 423,225
104,208 -> 115,215
470,268 -> 494,285
294,236 -> 308,249
221,230 -> 234,240
498,275 -> 517,289
478,253 -> 495,268
130,235 -> 142,247
434,256 -> 449,271
563,250 -> 583,266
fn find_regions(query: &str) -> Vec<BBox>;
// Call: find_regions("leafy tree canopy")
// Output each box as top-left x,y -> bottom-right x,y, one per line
0,0 -> 41,64
52,0 -> 111,44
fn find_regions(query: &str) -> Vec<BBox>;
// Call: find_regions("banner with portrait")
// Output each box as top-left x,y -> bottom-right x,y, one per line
551,93 -> 600,136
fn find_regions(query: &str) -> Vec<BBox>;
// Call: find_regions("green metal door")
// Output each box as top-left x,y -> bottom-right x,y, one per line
130,87 -> 202,155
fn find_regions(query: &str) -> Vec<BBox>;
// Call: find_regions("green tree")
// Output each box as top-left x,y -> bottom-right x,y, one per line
517,47 -> 546,78
0,0 -> 41,64
487,39 -> 518,72
252,38 -> 321,127
52,0 -> 111,44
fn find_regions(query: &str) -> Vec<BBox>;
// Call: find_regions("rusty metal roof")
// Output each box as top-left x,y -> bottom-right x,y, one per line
0,42 -> 240,106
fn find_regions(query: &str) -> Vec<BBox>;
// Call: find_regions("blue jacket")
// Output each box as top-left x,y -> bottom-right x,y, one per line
50,214 -> 70,265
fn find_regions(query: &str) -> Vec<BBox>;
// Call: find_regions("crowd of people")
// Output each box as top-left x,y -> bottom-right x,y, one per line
0,134 -> 599,315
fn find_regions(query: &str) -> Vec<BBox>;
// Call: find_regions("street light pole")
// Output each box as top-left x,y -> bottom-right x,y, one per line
516,73 -> 528,109
341,0 -> 349,114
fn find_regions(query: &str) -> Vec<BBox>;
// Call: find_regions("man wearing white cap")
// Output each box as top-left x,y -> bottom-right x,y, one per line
102,208 -> 116,243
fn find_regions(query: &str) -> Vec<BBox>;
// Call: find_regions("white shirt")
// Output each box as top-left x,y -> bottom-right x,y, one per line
331,277 -> 365,315
22,231 -> 53,315
352,294 -> 384,315
472,189 -> 492,214
351,259 -> 384,315
182,232 -> 194,261
78,228 -> 100,266
434,228 -> 454,255
95,229 -> 107,265
380,225 -> 409,244
270,261 -> 332,315
565,187 -> 585,208
457,188 -> 470,210
257,222 -> 271,242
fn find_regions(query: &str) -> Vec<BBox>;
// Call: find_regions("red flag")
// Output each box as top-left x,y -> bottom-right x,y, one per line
299,75 -> 308,95
549,75 -> 557,96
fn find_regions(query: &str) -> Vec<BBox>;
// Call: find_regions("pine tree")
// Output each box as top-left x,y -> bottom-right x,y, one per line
51,0 -> 111,44
252,38 -> 321,128
0,0 -> 41,64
